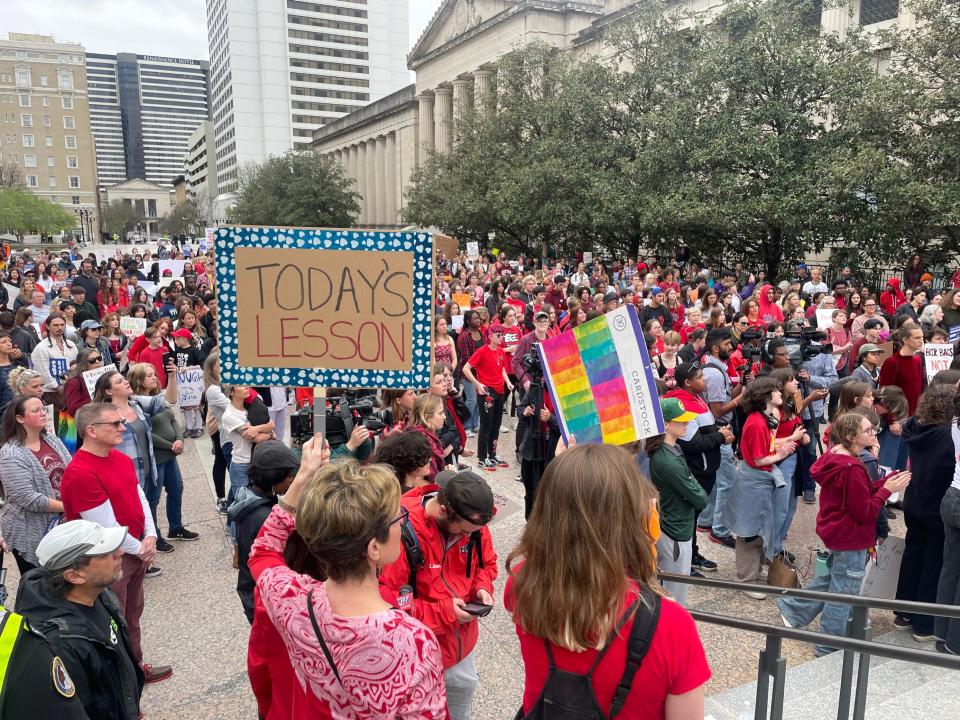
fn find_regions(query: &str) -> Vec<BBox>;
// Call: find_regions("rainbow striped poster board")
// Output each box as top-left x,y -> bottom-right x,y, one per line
537,305 -> 664,445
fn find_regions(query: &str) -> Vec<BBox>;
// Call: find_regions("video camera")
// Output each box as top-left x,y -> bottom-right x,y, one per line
290,389 -> 386,448
520,351 -> 543,381
738,327 -> 765,365
782,328 -> 833,369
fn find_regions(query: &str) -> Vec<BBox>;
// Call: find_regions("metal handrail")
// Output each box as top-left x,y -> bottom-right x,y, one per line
661,572 -> 960,619
659,572 -> 960,720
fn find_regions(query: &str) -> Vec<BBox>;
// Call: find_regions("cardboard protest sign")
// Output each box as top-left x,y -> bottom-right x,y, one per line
860,535 -> 905,600
214,226 -> 434,388
204,227 -> 216,250
583,252 -> 593,265
451,292 -> 472,310
175,366 -> 204,407
120,316 -> 147,339
537,304 -> 664,445
466,241 -> 479,258
83,363 -> 118,397
433,233 -> 458,259
924,343 -> 954,382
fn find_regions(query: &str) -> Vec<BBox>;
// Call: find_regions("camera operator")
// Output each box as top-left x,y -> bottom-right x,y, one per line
512,311 -> 553,465
696,329 -> 746,549
785,318 -> 837,505
515,353 -> 559,519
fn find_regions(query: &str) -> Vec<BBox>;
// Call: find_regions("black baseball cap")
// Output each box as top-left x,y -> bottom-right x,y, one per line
251,440 -> 300,473
436,469 -> 495,524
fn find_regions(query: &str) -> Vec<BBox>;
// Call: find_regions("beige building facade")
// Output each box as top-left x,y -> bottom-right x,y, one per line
312,0 -> 918,228
101,178 -> 174,242
0,33 -> 100,235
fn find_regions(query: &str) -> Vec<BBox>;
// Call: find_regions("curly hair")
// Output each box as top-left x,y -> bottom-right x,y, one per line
741,376 -> 780,415
915,384 -> 956,426
373,431 -> 433,480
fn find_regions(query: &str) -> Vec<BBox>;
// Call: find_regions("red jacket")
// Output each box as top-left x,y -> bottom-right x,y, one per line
812,449 -> 891,551
879,279 -> 905,317
379,485 -> 498,669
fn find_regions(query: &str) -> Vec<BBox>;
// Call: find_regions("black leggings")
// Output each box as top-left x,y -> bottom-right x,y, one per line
12,549 -> 37,576
211,430 -> 228,500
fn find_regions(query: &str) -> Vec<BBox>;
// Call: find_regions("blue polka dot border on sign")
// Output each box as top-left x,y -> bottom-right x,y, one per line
214,226 -> 434,390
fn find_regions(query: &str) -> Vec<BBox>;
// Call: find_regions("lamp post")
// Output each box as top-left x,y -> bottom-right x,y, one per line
74,207 -> 93,245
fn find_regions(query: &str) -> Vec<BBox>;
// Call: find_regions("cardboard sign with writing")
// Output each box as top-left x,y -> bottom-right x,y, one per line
83,363 -> 118,397
860,535 -> 905,600
176,365 -> 204,408
214,226 -> 434,389
924,343 -> 954,382
120,316 -> 147,339
451,292 -> 472,310
433,233 -> 458,259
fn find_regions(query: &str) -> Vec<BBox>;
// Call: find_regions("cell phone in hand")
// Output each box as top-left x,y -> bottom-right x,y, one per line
463,602 -> 492,617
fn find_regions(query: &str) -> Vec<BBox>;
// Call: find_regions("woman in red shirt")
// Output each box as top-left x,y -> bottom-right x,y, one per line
878,325 -> 925,469
506,443 -> 710,719
729,376 -> 797,598
769,368 -> 810,559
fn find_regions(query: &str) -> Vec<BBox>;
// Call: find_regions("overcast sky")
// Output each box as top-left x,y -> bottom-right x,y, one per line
3,0 -> 444,59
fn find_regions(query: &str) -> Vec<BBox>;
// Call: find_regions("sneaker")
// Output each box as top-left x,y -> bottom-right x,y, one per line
145,566 -> 162,578
803,490 -> 816,504
743,590 -> 767,600
780,613 -> 793,628
491,455 -> 509,468
936,640 -> 958,655
168,527 -> 199,541
696,524 -> 711,533
457,463 -> 471,471
783,550 -> 797,564
514,474 -> 523,483
143,663 -> 173,684
689,568 -> 705,578
479,458 -> 497,471
192,429 -> 204,438
885,507 -> 897,519
709,532 -> 735,549
466,429 -> 476,438
893,615 -> 913,629
692,555 -> 718,572
217,498 -> 228,515
155,538 -> 175,553
912,631 -> 936,642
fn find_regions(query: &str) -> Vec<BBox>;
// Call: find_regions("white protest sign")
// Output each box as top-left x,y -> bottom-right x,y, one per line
584,252 -> 593,265
3,283 -> 18,306
175,365 -> 204,408
815,308 -> 835,331
158,259 -> 189,278
451,314 -> 464,331
43,404 -> 55,435
120,316 -> 147,339
924,343 -> 954,382
138,281 -> 158,297
860,535 -> 905,600
466,241 -> 479,258
489,491 -> 522,526
83,363 -> 118,397
204,227 -> 216,250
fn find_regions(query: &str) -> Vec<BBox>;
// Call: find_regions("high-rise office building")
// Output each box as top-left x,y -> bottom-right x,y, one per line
205,0 -> 410,203
86,52 -> 210,188
0,33 -> 100,234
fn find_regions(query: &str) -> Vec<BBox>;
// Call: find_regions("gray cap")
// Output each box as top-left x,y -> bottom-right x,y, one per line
858,343 -> 882,357
36,520 -> 127,571
251,440 -> 300,473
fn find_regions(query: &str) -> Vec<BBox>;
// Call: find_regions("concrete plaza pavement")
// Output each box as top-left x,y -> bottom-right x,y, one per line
2,425 -> 940,719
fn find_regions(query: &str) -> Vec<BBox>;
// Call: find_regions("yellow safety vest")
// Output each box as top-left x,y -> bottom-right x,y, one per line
0,607 -> 25,698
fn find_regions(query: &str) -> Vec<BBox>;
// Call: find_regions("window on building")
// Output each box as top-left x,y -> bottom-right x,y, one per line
42,115 -> 51,127
15,51 -> 26,60
41,97 -> 49,107
48,176 -> 56,187
47,156 -> 55,167
148,199 -> 157,218
22,134 -> 34,147
61,97 -> 73,110
65,136 -> 76,149
63,116 -> 75,129
66,156 -> 78,168
135,199 -> 145,216
15,67 -> 30,88
71,195 -> 80,205
860,0 -> 899,24
23,154 -> 36,167
58,70 -> 74,91
26,175 -> 38,187
39,74 -> 48,87
68,176 -> 80,189
20,114 -> 32,128
18,95 -> 30,108
44,136 -> 53,147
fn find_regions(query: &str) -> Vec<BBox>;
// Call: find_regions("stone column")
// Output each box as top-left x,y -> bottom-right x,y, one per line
364,139 -> 376,227
375,135 -> 387,227
416,92 -> 435,164
348,145 -> 359,222
355,143 -> 366,224
474,69 -> 494,114
385,132 -> 397,226
452,77 -> 472,139
434,86 -> 453,154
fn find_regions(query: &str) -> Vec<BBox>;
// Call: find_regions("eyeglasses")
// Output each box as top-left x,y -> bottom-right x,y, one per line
863,427 -> 878,435
88,356 -> 102,362
92,419 -> 127,430
389,506 -> 409,527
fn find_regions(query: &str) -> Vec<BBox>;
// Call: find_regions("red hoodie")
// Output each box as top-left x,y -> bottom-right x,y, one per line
812,449 -> 891,551
879,278 -> 905,317
757,284 -> 784,325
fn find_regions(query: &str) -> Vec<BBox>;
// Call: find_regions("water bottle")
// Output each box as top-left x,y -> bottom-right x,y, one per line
397,584 -> 413,612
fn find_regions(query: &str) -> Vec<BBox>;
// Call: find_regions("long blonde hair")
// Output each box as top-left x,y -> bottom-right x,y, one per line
127,362 -> 160,396
411,393 -> 443,428
506,444 -> 661,651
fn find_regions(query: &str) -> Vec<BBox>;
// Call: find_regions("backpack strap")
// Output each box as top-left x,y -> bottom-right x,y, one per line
585,596 -> 641,676
609,588 -> 661,718
400,517 -> 425,597
306,589 -> 342,686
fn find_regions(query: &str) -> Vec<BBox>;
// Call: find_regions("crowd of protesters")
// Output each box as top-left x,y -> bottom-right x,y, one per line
2,239 -> 960,719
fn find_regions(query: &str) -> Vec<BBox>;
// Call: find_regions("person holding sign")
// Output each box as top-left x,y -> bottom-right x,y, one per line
63,348 -> 105,417
31,313 -> 78,422
462,324 -> 514,471
171,329 -> 203,438
0,395 -> 70,574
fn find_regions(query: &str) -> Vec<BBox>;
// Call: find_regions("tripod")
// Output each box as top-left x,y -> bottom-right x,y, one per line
520,374 -> 547,519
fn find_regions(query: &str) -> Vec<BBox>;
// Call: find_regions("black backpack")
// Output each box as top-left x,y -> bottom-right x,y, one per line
515,588 -> 662,720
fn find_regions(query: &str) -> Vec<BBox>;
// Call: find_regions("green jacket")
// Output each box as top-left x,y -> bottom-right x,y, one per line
649,443 -> 708,542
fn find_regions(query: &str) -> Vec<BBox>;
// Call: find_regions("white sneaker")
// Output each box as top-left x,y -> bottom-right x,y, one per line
743,590 -> 767,601
780,613 -> 793,628
466,429 -> 476,438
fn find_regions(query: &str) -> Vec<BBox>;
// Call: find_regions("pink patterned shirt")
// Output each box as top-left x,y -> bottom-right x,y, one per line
251,506 -> 448,719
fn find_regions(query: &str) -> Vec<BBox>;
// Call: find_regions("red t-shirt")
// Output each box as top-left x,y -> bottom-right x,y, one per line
138,345 -> 169,387
501,324 -> 524,372
32,439 -> 67,495
468,344 -> 507,393
505,576 -> 711,719
61,449 -> 146,539
740,412 -> 776,471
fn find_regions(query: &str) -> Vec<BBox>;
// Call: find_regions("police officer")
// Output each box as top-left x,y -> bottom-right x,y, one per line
0,605 -> 89,719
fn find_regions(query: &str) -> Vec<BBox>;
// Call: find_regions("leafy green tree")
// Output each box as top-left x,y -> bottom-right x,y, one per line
230,149 -> 359,227
0,188 -> 74,239
160,198 -> 203,237
100,200 -> 139,240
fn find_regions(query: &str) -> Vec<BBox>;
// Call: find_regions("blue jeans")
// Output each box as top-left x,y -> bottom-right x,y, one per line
774,453 -> 799,555
700,443 -> 735,537
227,461 -> 248,506
148,460 -> 184,534
778,548 -> 868,656
461,380 -> 479,431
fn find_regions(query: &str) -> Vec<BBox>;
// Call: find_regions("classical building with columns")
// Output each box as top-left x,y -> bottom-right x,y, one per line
311,0 -> 914,228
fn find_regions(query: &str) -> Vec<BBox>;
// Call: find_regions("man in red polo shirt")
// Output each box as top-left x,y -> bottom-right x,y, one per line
463,323 -> 513,470
60,402 -> 172,684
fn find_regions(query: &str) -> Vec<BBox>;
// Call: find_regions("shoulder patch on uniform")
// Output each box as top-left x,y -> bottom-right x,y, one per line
52,656 -> 76,698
